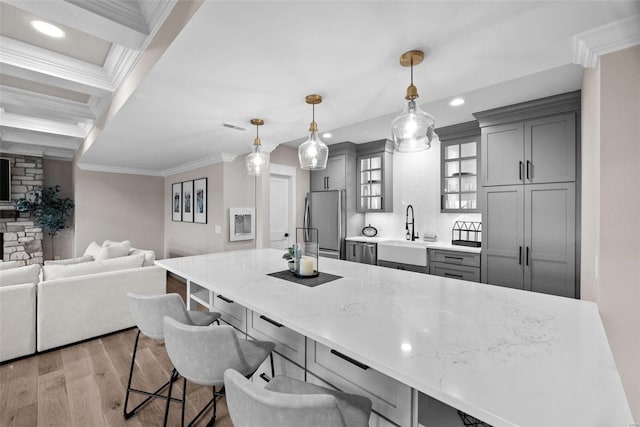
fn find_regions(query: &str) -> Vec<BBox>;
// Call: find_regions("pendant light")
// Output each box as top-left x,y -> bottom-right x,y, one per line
390,50 -> 436,152
246,118 -> 269,176
298,94 -> 329,170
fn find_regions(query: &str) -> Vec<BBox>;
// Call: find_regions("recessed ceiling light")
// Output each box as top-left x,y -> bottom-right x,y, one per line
449,97 -> 465,107
322,132 -> 332,138
31,20 -> 65,38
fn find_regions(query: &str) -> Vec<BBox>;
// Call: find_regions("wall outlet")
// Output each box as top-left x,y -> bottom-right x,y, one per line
215,225 -> 221,234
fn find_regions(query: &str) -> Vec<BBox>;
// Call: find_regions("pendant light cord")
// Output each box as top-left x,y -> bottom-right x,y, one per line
410,56 -> 414,86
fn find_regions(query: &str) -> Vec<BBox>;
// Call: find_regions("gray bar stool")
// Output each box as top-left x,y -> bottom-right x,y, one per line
224,368 -> 372,427
124,292 -> 221,419
162,316 -> 275,427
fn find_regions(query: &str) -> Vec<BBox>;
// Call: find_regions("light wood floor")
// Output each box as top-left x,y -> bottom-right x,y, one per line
0,275 -> 234,427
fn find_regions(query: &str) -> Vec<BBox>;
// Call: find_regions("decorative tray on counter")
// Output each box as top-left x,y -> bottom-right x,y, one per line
451,221 -> 482,247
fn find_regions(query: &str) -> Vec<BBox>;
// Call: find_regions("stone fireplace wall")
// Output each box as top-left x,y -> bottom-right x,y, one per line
0,154 -> 44,265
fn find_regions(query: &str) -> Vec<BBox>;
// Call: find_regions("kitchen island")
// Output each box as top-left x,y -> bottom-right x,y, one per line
156,248 -> 632,427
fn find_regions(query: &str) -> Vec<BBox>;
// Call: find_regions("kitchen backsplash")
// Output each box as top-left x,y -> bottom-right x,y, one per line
363,138 -> 481,242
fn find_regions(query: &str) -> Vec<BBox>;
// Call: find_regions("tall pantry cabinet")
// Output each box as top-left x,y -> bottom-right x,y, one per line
474,92 -> 580,298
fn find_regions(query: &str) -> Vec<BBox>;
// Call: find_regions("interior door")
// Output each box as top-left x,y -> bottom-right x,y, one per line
481,185 -> 524,289
269,175 -> 291,249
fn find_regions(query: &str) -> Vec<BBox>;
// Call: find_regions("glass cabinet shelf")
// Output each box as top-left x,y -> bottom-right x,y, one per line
438,122 -> 481,213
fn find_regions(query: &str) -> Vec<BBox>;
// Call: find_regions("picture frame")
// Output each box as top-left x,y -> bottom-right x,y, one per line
229,207 -> 255,241
171,182 -> 182,222
182,180 -> 194,223
193,178 -> 207,224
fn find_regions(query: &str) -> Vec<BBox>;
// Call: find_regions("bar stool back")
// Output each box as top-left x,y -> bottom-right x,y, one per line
162,316 -> 275,426
124,292 -> 220,419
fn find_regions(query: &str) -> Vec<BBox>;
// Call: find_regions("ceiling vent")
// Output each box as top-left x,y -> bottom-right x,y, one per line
223,123 -> 247,131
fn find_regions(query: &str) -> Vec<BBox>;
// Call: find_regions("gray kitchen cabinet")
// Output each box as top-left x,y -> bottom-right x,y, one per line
310,155 -> 346,191
345,240 -> 377,264
356,139 -> 393,212
477,94 -> 578,187
437,121 -> 481,212
429,248 -> 481,282
481,183 -> 576,297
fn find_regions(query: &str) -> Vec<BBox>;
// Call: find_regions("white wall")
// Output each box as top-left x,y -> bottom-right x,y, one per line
366,137 -> 481,241
74,167 -> 164,257
599,45 -> 640,422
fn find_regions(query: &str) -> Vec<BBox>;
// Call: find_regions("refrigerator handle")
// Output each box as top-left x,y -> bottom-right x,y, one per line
303,194 -> 310,229
337,191 -> 343,245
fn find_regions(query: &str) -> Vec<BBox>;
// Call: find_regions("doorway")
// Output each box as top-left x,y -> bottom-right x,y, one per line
269,164 -> 296,250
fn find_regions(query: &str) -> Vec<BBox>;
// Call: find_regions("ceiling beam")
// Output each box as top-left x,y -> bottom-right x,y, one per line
0,127 -> 82,151
0,36 -> 114,97
0,85 -> 95,122
3,0 -> 149,50
0,111 -> 90,139
0,141 -> 75,160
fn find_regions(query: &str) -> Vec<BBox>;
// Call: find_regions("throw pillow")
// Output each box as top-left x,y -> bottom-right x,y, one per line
44,255 -> 94,266
129,248 -> 155,267
0,264 -> 41,287
0,261 -> 21,271
42,253 -> 144,281
83,241 -> 103,258
95,240 -> 132,261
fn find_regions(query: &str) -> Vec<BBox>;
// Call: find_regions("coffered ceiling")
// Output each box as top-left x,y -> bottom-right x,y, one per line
1,1 -> 639,173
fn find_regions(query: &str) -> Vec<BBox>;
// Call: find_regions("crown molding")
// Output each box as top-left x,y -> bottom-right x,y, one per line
574,15 -> 640,68
161,153 -> 238,177
0,36 -> 114,96
0,85 -> 95,122
435,121 -> 480,141
0,143 -> 71,160
76,162 -> 163,177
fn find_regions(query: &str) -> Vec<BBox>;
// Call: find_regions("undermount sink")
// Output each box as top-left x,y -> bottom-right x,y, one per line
377,240 -> 428,266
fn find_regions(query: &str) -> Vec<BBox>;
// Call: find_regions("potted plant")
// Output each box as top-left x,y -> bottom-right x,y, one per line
16,185 -> 74,260
282,245 -> 296,271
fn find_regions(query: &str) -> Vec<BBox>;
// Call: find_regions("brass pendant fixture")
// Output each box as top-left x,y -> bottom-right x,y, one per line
390,50 -> 436,152
298,94 -> 329,170
246,118 -> 269,176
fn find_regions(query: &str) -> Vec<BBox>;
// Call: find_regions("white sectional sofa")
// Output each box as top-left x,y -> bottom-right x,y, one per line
0,241 -> 166,362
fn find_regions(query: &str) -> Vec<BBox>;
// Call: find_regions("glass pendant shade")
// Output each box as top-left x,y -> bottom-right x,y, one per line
298,132 -> 329,170
391,99 -> 436,152
246,146 -> 269,176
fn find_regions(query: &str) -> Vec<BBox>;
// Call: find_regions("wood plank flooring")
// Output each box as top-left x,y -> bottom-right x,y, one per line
0,275 -> 234,427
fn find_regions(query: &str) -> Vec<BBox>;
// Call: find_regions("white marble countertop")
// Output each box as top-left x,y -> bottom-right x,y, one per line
346,236 -> 481,254
157,249 -> 632,427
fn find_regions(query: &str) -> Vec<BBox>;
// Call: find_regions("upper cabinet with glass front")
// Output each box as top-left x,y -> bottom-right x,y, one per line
356,140 -> 394,213
437,122 -> 481,213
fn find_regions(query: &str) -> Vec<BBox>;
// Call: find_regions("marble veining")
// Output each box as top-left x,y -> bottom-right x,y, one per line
157,249 -> 632,427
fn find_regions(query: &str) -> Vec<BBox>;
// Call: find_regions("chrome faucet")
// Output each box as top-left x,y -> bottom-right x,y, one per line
405,204 -> 416,241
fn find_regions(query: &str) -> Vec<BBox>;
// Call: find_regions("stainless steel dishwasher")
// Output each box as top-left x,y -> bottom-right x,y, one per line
346,241 -> 377,264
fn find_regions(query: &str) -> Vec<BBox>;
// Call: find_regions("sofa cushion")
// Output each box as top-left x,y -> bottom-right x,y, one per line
44,255 -> 94,266
0,261 -> 21,271
0,264 -> 41,287
42,253 -> 144,281
129,248 -> 155,267
83,241 -> 103,258
95,240 -> 131,261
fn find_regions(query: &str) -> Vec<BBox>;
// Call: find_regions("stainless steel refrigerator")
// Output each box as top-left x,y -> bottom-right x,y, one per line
304,190 -> 346,259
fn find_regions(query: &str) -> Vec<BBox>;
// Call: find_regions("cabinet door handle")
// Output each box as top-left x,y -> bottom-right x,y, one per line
444,272 -> 464,279
526,161 -> 532,180
519,161 -> 524,180
217,295 -> 234,303
526,246 -> 530,266
444,256 -> 464,262
327,177 -> 330,189
352,244 -> 356,257
259,315 -> 283,328
441,195 -> 444,210
518,246 -> 522,265
330,349 -> 369,370
259,373 -> 271,383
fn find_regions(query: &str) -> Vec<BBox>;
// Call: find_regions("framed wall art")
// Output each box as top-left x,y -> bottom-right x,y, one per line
229,207 -> 255,241
182,180 -> 194,223
194,178 -> 207,224
171,182 -> 182,221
